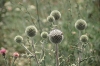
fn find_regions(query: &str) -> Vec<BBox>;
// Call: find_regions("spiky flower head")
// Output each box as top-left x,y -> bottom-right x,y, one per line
41,31 -> 48,38
75,19 -> 87,30
80,35 -> 88,43
25,25 -> 37,37
14,35 -> 23,43
13,52 -> 19,58
71,64 -> 76,66
0,48 -> 6,56
47,15 -> 55,22
50,10 -> 61,20
49,29 -> 63,44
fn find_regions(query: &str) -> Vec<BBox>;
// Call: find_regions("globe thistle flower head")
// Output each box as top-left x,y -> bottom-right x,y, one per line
13,52 -> 19,58
14,35 -> 23,43
71,64 -> 76,66
47,15 -> 55,22
75,19 -> 87,30
41,31 -> 48,38
49,29 -> 63,44
25,25 -> 37,37
0,48 -> 6,56
80,35 -> 88,43
50,10 -> 61,20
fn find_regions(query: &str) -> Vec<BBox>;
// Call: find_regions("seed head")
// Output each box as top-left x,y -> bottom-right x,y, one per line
50,10 -> 61,20
80,35 -> 88,43
25,25 -> 37,37
71,64 -> 76,66
47,15 -> 55,22
75,19 -> 87,30
49,29 -> 63,44
14,35 -> 23,43
13,52 -> 19,58
41,31 -> 48,38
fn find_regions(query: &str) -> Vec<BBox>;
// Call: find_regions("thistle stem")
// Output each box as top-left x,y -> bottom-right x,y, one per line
31,38 -> 40,66
11,57 -> 16,66
3,56 -> 8,66
40,40 -> 46,66
55,44 -> 59,66
21,43 -> 35,57
77,31 -> 81,66
35,0 -> 42,33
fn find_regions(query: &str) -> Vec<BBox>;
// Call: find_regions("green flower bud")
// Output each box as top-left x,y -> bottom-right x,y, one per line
47,15 -> 55,22
80,35 -> 88,42
14,35 -> 23,43
41,31 -> 48,38
75,19 -> 87,30
50,10 -> 61,20
25,25 -> 37,37
49,29 -> 63,44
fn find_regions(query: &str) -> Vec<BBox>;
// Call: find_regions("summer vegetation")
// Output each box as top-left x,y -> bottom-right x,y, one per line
0,0 -> 100,66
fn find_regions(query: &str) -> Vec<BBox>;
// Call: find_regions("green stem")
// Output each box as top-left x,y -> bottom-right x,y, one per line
31,38 -> 40,66
3,55 -> 8,66
55,44 -> 59,66
35,0 -> 42,33
11,57 -> 16,66
21,43 -> 35,57
77,31 -> 82,66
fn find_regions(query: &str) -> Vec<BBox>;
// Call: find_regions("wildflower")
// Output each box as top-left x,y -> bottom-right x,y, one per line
75,19 -> 87,30
13,52 -> 19,58
25,25 -> 37,37
47,15 -> 55,22
49,29 -> 63,44
41,31 -> 48,38
50,10 -> 61,20
14,35 -> 23,43
0,48 -> 6,56
80,35 -> 88,43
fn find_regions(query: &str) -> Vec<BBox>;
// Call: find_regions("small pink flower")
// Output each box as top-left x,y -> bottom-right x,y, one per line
13,52 -> 19,58
0,48 -> 6,56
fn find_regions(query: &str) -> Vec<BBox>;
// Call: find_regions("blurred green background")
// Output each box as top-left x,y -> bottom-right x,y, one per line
0,0 -> 100,66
